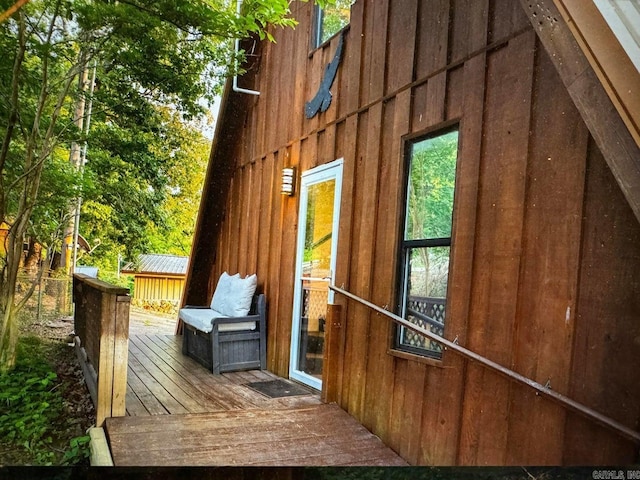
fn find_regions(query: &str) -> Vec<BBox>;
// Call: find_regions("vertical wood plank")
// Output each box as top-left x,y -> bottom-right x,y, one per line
265,38 -> 283,153
345,103 -> 383,420
266,152 -> 284,373
318,123 -> 337,166
275,145 -> 299,376
361,92 -> 405,440
254,43 -> 270,159
246,161 -> 262,276
445,66 -> 464,120
449,0 -> 489,64
563,140 -> 640,465
338,113 -> 363,408
321,304 -> 343,403
361,0 -> 389,105
415,0 -> 450,79
385,0 -> 418,93
112,295 -> 130,417
291,2 -> 312,141
305,45 -> 324,137
504,43 -> 588,464
275,23 -> 296,148
96,292 -> 116,427
489,0 -> 530,44
257,156 -> 274,291
457,30 -> 535,465
334,115 -> 358,408
237,165 -> 250,275
339,0 -> 364,117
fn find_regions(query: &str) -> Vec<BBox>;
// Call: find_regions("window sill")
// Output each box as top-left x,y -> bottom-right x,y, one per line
387,348 -> 445,368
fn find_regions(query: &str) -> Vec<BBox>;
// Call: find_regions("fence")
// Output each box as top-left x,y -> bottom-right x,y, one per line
16,273 -> 73,324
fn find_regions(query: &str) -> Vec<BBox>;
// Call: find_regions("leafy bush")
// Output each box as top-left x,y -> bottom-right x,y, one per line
0,337 -> 90,465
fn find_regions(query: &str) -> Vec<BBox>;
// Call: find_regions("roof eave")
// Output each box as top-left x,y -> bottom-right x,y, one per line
519,0 -> 640,225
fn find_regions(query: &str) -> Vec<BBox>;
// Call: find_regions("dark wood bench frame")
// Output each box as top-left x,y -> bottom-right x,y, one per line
181,294 -> 267,374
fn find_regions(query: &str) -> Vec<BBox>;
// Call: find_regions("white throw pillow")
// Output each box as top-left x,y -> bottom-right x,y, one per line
223,274 -> 257,317
210,272 -> 239,312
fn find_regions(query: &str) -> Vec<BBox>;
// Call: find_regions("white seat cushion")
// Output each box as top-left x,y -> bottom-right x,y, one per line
179,307 -> 256,334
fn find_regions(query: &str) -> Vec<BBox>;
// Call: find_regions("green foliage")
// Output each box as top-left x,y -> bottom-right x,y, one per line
0,337 -> 89,465
79,107 -> 209,264
61,434 -> 91,465
97,270 -> 133,291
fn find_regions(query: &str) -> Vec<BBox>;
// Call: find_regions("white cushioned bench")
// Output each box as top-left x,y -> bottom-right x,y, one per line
180,272 -> 266,374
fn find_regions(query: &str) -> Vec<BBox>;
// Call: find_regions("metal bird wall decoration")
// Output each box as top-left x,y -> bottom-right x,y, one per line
305,32 -> 345,119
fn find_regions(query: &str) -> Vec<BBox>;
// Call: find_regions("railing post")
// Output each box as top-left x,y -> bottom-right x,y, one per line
73,274 -> 130,427
95,289 -> 130,426
322,303 -> 343,404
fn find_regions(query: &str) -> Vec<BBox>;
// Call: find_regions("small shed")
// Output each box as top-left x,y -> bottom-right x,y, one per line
122,254 -> 188,304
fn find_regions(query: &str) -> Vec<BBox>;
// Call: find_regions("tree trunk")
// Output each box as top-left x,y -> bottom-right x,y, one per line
60,56 -> 89,275
0,224 -> 26,372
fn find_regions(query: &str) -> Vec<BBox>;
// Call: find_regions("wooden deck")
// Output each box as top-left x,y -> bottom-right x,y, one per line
104,334 -> 407,466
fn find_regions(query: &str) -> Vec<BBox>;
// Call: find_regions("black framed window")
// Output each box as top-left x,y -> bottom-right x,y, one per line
396,127 -> 459,359
314,0 -> 354,47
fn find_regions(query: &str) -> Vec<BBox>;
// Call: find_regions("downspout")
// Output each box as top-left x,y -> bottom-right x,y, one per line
233,0 -> 260,95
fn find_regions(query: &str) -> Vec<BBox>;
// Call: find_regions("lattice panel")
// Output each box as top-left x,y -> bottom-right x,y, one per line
302,287 -> 328,324
401,297 -> 446,353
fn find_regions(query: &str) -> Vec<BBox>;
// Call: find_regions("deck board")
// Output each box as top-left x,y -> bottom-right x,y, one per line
110,335 -> 406,466
106,404 -> 407,466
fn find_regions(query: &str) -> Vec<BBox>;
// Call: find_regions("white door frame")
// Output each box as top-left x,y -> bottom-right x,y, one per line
289,158 -> 343,390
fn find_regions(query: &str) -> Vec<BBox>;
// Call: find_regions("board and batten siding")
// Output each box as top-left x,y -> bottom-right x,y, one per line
133,275 -> 185,303
185,0 -> 640,465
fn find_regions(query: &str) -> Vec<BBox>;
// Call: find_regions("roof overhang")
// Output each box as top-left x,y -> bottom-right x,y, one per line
519,0 -> 640,224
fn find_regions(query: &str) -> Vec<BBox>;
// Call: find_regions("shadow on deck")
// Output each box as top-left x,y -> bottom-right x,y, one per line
103,334 -> 407,466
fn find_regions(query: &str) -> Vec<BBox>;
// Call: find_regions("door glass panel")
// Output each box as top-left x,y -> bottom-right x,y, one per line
296,179 -> 335,379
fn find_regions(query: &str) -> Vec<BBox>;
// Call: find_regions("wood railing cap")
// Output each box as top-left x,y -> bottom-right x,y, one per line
73,273 -> 130,295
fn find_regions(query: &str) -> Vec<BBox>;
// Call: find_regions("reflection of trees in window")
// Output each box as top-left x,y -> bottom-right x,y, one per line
316,0 -> 354,46
303,180 -> 335,274
407,131 -> 457,296
397,129 -> 459,359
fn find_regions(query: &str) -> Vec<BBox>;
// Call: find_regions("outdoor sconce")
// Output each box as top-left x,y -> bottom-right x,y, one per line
281,167 -> 296,196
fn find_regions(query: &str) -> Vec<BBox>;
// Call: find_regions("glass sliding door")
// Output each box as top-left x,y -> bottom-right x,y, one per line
290,159 -> 343,390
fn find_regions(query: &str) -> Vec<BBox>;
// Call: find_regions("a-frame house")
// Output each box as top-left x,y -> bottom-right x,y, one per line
181,0 -> 640,465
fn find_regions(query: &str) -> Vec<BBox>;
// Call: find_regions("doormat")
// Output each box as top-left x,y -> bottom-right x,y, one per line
245,379 -> 312,398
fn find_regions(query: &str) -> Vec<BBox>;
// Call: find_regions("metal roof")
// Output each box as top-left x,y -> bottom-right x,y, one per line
74,266 -> 99,278
122,254 -> 188,276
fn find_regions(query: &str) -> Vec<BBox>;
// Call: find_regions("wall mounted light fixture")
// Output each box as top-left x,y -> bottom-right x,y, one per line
281,167 -> 296,196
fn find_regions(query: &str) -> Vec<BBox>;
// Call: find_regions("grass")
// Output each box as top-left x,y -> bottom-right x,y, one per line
0,335 -> 91,466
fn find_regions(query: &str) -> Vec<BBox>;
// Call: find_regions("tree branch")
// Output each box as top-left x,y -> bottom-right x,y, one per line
0,0 -> 30,24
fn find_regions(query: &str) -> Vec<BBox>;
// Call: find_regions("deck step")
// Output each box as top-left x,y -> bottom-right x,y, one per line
105,403 -> 407,466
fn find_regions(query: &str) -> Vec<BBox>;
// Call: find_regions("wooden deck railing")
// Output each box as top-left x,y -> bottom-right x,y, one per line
72,274 -> 130,427
326,284 -> 640,445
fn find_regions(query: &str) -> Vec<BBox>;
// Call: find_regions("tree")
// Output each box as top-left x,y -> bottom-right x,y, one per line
79,106 -> 210,269
0,0 -> 329,372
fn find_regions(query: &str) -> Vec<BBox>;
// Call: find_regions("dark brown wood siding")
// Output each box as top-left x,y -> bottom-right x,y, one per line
185,0 -> 640,465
